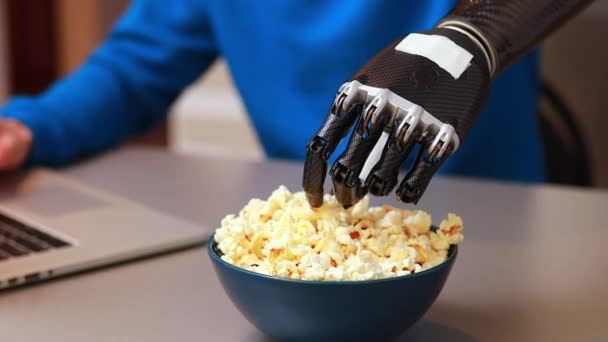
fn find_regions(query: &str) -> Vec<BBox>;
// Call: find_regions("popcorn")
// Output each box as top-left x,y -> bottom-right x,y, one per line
214,186 -> 463,281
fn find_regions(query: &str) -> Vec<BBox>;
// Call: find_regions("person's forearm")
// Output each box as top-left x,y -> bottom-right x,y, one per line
0,0 -> 216,167
438,0 -> 594,76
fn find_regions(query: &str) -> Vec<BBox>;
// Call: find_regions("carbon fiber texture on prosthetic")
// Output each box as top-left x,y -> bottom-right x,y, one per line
332,114 -> 390,185
302,104 -> 362,207
447,0 -> 594,74
331,111 -> 390,206
315,103 -> 361,156
302,148 -> 327,207
351,28 -> 490,139
396,140 -> 452,204
367,136 -> 416,196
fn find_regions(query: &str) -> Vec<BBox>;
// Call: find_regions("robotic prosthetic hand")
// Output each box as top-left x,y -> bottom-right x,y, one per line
303,28 -> 490,208
303,0 -> 594,208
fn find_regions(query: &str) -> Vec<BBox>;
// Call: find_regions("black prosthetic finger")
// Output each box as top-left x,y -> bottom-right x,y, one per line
303,138 -> 329,207
396,138 -> 452,204
330,100 -> 391,208
366,135 -> 416,197
303,91 -> 362,207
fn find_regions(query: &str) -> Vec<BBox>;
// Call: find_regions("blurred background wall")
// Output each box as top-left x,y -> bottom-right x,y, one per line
0,1 -> 8,101
0,0 -> 606,186
542,2 -> 608,187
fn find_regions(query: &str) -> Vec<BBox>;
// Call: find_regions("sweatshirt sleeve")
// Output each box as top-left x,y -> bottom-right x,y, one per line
0,0 -> 217,166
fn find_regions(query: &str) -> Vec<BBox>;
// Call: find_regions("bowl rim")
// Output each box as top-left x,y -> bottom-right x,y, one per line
207,232 -> 458,286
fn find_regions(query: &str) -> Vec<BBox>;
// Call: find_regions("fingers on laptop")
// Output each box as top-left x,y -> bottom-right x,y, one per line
0,118 -> 33,170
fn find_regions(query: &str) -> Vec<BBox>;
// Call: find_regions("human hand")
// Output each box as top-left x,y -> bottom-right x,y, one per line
0,118 -> 33,171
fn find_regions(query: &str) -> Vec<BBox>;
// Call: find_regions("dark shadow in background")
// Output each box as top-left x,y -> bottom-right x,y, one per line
538,81 -> 591,186
240,319 -> 477,342
397,320 -> 478,342
6,0 -> 57,94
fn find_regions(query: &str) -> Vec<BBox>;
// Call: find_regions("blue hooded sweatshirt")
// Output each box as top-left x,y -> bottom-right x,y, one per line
0,0 -> 543,182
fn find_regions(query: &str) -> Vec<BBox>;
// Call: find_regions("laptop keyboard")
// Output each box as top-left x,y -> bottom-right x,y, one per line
0,213 -> 71,261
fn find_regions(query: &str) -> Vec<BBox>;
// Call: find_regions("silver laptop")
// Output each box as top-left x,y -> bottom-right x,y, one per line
0,169 -> 208,290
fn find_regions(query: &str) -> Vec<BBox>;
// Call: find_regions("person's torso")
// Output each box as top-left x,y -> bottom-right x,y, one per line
204,0 -> 544,183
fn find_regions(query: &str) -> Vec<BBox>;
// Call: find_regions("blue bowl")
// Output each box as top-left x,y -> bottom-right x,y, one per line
208,232 -> 458,341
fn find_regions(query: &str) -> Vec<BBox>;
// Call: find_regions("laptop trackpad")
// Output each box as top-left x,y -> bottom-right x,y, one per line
12,183 -> 109,218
